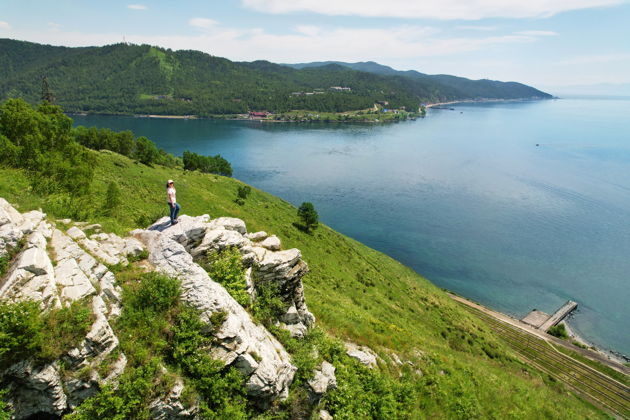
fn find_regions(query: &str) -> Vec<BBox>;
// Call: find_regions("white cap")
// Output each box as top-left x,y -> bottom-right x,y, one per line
167,179 -> 174,184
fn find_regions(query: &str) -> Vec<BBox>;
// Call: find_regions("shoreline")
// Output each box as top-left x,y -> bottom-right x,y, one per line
425,97 -> 551,109
446,291 -> 629,369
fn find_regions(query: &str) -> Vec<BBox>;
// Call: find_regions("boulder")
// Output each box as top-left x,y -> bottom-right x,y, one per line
133,228 -> 296,404
319,410 -> 334,420
0,198 -> 24,228
307,361 -> 337,402
149,378 -> 199,419
345,343 -> 378,368
192,228 -> 251,258
246,231 -> 268,242
148,215 -> 210,249
259,235 -> 281,251
207,217 -> 247,235
66,226 -> 87,241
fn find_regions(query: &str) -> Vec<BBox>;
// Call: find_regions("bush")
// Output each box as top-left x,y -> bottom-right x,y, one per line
297,202 -> 319,232
251,279 -> 286,327
0,299 -> 93,370
200,247 -> 250,307
102,181 -> 122,216
235,185 -> 251,206
0,301 -> 43,370
547,323 -> 569,339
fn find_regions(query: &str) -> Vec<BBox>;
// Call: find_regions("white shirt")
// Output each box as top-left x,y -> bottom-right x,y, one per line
167,187 -> 176,204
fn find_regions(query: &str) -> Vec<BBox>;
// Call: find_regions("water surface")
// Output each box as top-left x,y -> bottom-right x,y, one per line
73,98 -> 630,355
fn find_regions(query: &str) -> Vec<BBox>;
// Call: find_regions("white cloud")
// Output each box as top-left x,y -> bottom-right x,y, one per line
0,21 -> 11,30
48,22 -> 62,32
294,25 -> 321,36
127,4 -> 147,10
457,25 -> 497,31
189,18 -> 219,29
241,0 -> 623,20
7,24 -> 536,65
515,30 -> 558,36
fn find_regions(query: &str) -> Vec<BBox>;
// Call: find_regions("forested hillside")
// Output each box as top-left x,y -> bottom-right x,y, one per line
286,60 -> 553,100
0,39 -> 550,117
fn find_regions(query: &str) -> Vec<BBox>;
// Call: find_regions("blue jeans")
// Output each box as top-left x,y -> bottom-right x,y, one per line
169,202 -> 180,223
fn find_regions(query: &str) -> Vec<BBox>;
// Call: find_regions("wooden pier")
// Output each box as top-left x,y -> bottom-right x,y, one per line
522,300 -> 578,332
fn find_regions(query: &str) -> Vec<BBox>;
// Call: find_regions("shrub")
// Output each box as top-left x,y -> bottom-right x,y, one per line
103,181 -> 122,216
251,279 -> 286,327
297,202 -> 319,232
39,299 -> 94,361
0,301 -> 43,370
235,185 -> 251,206
0,299 -> 92,370
547,323 -> 568,339
200,247 -> 250,307
169,305 -> 249,418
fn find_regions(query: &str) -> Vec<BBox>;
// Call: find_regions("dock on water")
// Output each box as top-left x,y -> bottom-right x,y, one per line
522,300 -> 578,332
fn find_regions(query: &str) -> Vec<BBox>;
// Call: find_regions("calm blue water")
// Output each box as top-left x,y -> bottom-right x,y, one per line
73,98 -> 630,356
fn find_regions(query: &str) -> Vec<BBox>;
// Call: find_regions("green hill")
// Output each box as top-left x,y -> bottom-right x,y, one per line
0,39 -> 550,117
0,99 -> 605,418
285,60 -> 554,100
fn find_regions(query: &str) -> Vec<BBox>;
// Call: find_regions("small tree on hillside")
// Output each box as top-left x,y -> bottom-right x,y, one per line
103,181 -> 122,216
134,136 -> 159,165
297,202 -> 319,232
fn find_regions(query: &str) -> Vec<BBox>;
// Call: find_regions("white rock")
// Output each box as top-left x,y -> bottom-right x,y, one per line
345,343 -> 378,368
66,226 -> 87,240
319,409 -> 334,420
0,198 -> 24,227
122,237 -> 145,258
4,361 -> 67,419
26,230 -> 47,249
207,217 -> 247,235
260,235 -> 281,251
191,228 -> 251,257
147,215 -> 209,249
246,231 -> 268,241
133,228 -> 296,404
308,361 -> 337,399
17,247 -> 51,276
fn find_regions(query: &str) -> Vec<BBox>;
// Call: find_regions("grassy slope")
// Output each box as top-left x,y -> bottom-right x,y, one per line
0,151 -> 606,418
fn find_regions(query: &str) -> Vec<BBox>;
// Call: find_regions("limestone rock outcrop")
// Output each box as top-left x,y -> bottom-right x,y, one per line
134,221 -> 298,404
1,198 -> 317,416
147,215 -> 315,338
0,200 -> 133,419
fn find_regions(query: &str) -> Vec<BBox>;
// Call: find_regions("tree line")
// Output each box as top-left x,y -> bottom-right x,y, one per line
0,98 -> 233,198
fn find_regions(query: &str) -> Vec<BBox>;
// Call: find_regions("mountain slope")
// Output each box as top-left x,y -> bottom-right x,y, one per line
0,39 -> 550,117
0,97 -> 605,417
285,60 -> 551,101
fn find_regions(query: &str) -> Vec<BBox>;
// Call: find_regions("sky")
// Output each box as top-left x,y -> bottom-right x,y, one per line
2,0 -> 630,91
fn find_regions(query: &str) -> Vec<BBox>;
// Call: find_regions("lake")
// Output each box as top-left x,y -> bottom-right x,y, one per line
73,97 -> 630,356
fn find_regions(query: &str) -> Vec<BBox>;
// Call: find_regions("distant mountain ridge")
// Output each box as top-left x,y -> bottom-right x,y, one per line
0,39 -> 551,116
284,60 -> 549,101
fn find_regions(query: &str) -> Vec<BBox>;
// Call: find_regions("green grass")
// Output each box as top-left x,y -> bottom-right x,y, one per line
0,151 -> 613,418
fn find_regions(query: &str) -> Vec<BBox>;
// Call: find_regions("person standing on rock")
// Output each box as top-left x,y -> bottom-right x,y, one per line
167,180 -> 180,225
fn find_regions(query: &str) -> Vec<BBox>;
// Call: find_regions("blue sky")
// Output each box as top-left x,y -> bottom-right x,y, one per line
2,0 -> 629,91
